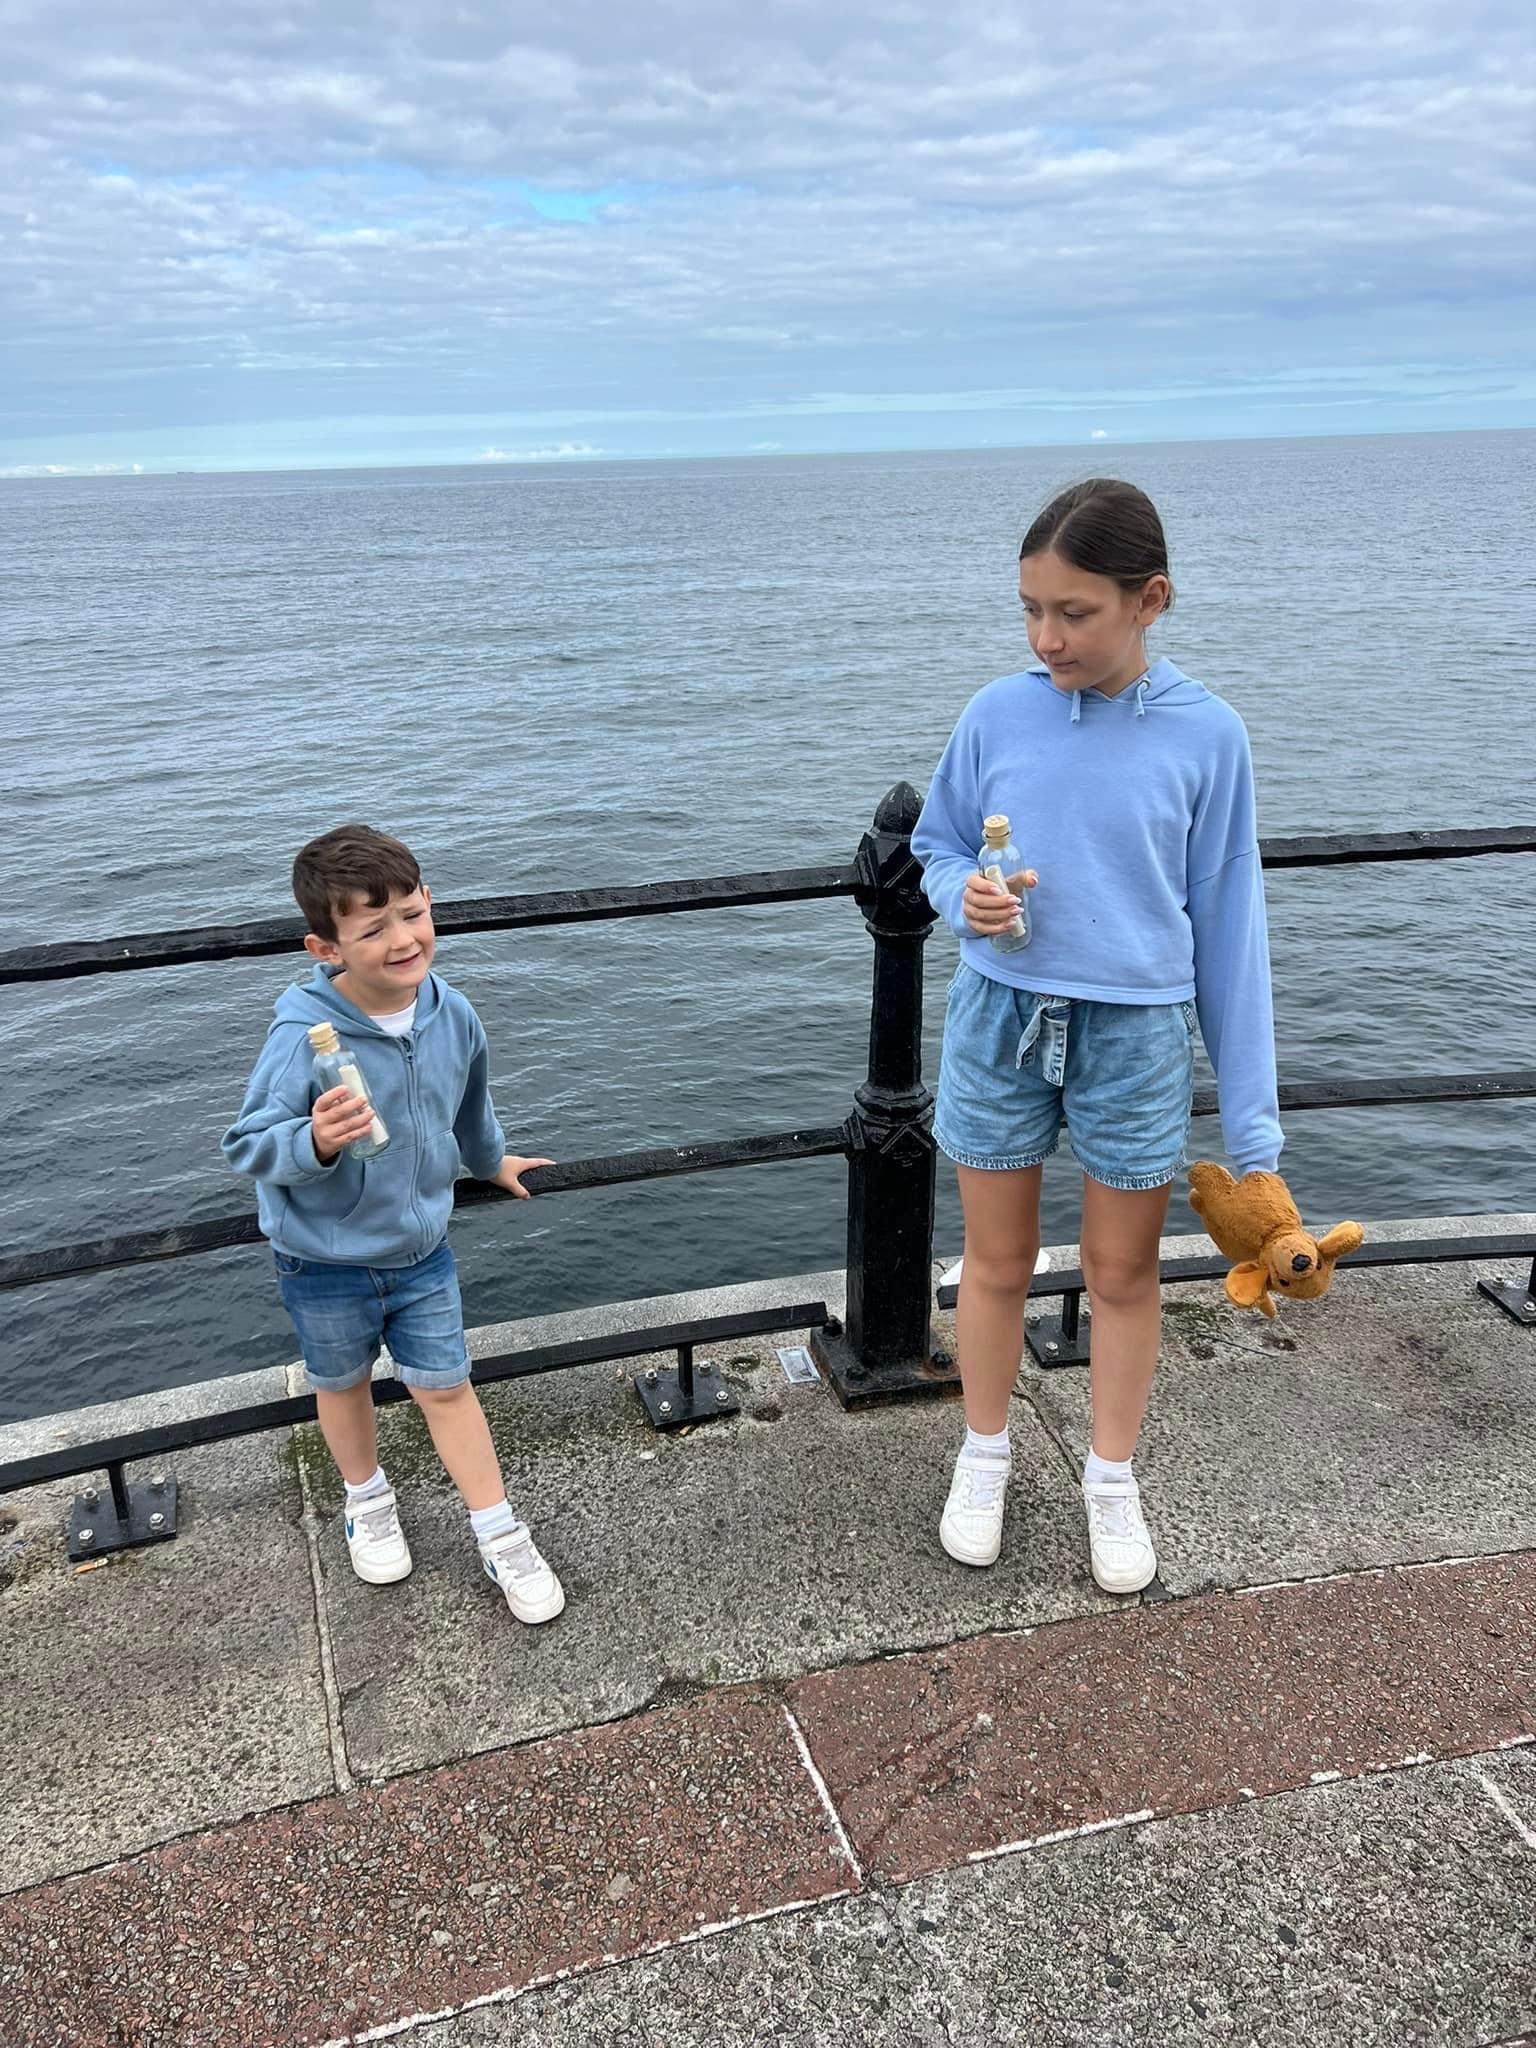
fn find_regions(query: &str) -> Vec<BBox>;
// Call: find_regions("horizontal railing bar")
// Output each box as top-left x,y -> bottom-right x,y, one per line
935,1226 -> 1536,1309
2,1075 -> 1530,1297
5,828 -> 1534,986
1195,1070 -> 1536,1117
1259,825 -> 1536,869
0,1125 -> 851,1293
0,1299 -> 831,1496
1029,1231 -> 1536,1299
0,865 -> 861,985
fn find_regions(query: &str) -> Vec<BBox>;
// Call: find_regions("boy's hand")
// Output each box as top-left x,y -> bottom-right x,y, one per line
310,1086 -> 378,1164
494,1153 -> 555,1198
961,868 -> 1038,937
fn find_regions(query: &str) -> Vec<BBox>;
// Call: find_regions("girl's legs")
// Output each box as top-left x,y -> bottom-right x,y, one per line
1079,1175 -> 1173,1460
954,1164 -> 1043,1430
941,1165 -> 1042,1566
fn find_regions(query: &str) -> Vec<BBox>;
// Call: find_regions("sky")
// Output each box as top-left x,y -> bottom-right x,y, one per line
1,0 -> 1533,475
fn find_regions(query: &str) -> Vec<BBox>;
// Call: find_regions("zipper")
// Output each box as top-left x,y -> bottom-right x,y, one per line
399,1035 -> 431,1260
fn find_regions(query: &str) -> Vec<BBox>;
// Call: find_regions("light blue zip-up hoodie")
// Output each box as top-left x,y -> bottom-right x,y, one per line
912,656 -> 1282,1175
222,966 -> 507,1266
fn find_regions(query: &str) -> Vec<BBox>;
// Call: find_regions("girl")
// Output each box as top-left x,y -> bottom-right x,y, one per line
911,479 -> 1281,1594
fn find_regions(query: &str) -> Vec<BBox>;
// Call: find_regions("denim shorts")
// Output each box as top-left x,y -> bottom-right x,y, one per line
934,963 -> 1196,1191
274,1239 -> 471,1392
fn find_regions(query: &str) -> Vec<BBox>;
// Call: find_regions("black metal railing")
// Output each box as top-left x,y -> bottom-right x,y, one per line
3,802 -> 1535,1540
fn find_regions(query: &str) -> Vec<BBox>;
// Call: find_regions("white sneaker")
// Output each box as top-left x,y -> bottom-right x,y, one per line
940,1450 -> 1011,1567
344,1487 -> 413,1585
480,1523 -> 566,1624
1083,1478 -> 1157,1594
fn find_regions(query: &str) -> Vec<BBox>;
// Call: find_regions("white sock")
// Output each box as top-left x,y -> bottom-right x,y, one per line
344,1467 -> 390,1504
961,1424 -> 1011,1463
1084,1450 -> 1134,1492
469,1498 -> 520,1546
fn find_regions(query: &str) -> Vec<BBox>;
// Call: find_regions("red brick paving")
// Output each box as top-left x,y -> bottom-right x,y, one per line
787,1551 -> 1536,1882
0,1687 -> 851,2048
4,1554 -> 1533,2047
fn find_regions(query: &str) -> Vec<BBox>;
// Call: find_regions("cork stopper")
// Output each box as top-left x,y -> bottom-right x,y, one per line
982,815 -> 1012,849
307,1022 -> 340,1056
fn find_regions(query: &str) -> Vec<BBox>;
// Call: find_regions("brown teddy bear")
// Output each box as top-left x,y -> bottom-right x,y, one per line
1187,1162 -> 1364,1317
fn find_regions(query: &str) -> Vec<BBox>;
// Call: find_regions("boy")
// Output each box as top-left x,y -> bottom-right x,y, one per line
222,823 -> 563,1624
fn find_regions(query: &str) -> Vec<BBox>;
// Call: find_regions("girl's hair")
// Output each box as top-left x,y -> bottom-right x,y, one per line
1019,478 -> 1175,615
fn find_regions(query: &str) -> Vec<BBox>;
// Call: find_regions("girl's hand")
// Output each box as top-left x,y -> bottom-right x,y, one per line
311,1086 -> 378,1163
495,1153 -> 555,1198
961,868 -> 1038,936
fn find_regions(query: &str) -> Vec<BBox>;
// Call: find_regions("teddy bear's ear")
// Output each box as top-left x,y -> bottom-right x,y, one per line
1317,1221 -> 1364,1261
1225,1261 -> 1270,1310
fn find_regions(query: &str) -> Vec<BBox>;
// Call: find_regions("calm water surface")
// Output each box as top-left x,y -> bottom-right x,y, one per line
2,432 -> 1533,1422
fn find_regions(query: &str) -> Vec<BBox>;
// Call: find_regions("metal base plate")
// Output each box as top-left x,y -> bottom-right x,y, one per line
68,1477 -> 179,1562
1477,1279 -> 1536,1327
633,1361 -> 740,1431
1026,1307 -> 1092,1368
810,1324 -> 959,1408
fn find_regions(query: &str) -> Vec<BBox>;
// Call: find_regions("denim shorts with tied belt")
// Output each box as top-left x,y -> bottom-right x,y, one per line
933,963 -> 1197,1191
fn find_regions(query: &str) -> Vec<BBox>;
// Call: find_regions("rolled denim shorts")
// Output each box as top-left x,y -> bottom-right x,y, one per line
274,1239 -> 472,1392
934,963 -> 1197,1191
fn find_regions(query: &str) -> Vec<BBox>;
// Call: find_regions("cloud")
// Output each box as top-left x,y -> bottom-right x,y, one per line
476,441 -> 601,461
0,1 -> 1532,464
1090,428 -> 1108,440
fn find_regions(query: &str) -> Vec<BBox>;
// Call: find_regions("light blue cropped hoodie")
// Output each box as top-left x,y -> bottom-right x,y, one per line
222,966 -> 507,1267
912,656 -> 1282,1175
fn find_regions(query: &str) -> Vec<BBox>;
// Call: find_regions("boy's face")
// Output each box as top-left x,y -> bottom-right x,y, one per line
305,886 -> 436,1013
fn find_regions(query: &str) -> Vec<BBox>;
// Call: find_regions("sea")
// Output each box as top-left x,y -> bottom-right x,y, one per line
2,431 -> 1534,1424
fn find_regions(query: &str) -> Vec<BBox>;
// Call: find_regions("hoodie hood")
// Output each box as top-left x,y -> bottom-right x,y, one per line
271,963 -> 444,1038
1027,655 -> 1208,724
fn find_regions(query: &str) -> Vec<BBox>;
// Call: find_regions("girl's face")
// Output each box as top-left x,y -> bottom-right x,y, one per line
1018,548 -> 1168,697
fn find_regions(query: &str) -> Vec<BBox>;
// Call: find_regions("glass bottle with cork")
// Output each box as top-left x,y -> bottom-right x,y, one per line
306,1022 -> 391,1159
978,814 -> 1032,953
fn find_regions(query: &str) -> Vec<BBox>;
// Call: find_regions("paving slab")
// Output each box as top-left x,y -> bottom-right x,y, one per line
388,1757 -> 1536,2048
1020,1246 -> 1536,1595
884,1758 -> 1536,2048
788,1551 -> 1536,1882
0,1684 -> 852,2048
0,1368 -> 334,1894
317,1327 -> 1114,1784
399,1893 -> 945,2048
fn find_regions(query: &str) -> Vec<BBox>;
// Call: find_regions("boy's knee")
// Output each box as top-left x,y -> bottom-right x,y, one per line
408,1378 -> 472,1410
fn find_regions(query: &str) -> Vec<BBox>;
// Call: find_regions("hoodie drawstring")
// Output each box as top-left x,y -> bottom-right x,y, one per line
1068,673 -> 1151,724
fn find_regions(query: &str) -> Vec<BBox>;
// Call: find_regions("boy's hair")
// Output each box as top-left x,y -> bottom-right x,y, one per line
292,824 -> 422,940
1019,478 -> 1175,615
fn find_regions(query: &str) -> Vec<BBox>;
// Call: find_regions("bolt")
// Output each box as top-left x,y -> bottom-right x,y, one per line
715,1388 -> 730,1406
644,1367 -> 659,1385
659,1400 -> 672,1416
78,1528 -> 95,1547
930,1349 -> 954,1370
1524,1299 -> 1536,1316
1026,1312 -> 1039,1327
699,1359 -> 714,1375
148,1512 -> 166,1533
81,1487 -> 98,1508
823,1316 -> 844,1337
1044,1340 -> 1060,1356
150,1473 -> 167,1491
